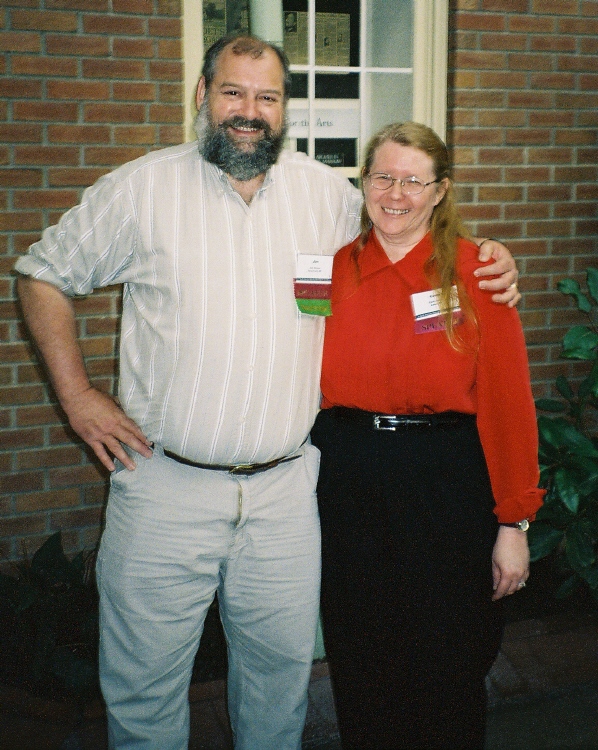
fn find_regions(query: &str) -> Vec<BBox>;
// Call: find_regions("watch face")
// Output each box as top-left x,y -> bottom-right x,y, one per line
518,519 -> 530,532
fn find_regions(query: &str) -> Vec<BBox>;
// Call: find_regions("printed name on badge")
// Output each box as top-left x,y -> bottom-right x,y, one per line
294,254 -> 333,316
411,286 -> 463,334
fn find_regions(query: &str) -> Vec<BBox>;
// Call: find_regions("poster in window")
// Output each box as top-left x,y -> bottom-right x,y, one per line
204,0 -> 249,49
284,11 -> 350,67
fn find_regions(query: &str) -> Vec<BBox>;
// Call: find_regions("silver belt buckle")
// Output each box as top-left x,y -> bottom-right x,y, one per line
373,415 -> 396,431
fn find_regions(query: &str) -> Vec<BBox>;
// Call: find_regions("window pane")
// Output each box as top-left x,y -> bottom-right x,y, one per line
362,72 -> 412,145
315,73 -> 359,99
366,0 -> 413,68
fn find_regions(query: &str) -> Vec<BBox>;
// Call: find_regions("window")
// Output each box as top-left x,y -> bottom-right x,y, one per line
185,0 -> 448,177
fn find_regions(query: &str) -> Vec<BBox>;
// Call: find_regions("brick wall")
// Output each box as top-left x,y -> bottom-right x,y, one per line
448,0 -> 598,395
1,0 -> 597,564
0,0 -> 183,564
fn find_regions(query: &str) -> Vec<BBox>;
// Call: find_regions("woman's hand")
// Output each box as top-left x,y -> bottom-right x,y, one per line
491,525 -> 530,600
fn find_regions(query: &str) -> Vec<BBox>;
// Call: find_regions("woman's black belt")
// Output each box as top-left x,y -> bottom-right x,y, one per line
328,407 -> 475,431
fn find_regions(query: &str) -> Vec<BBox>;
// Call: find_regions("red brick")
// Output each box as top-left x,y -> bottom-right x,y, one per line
148,60 -> 182,80
45,0 -> 111,10
47,79 -> 110,100
48,124 -> 111,143
157,0 -> 181,15
558,17 -> 598,36
49,505 -> 104,531
555,202 -> 596,219
505,204 -> 550,220
478,148 -> 525,165
14,189 -> 79,210
0,79 -> 43,99
529,111 -> 575,128
157,39 -> 180,59
531,36 -> 577,53
0,470 -> 44,493
481,33 -> 527,51
113,37 -> 154,58
577,184 -> 598,201
458,205 -> 501,221
454,15 -> 506,32
49,463 -> 105,488
555,130 -> 597,146
113,125 -> 157,145
148,18 -> 181,38
530,72 -> 577,90
84,103 -> 146,124
17,446 -> 82,469
113,82 -> 156,101
14,146 -> 80,166
478,186 -> 524,202
157,82 -> 182,103
508,16 -> 556,34
15,487 -> 80,512
508,92 -> 554,109
48,167 -> 108,187
0,427 -> 44,450
83,59 -> 146,80
46,33 -> 110,56
452,128 -> 503,146
478,110 -> 526,127
149,104 -> 182,123
504,167 -> 551,182
113,0 -> 153,12
12,10 -> 78,32
0,515 -> 47,537
0,211 -> 41,231
0,124 -> 42,143
13,101 -> 78,122
453,51 -> 507,70
527,220 -> 572,237
0,32 -> 41,53
84,146 -> 147,165
528,148 -> 574,164
0,169 -> 42,187
505,129 -> 551,145
83,15 -> 145,35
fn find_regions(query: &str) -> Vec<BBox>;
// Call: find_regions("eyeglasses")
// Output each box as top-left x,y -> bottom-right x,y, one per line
366,173 -> 440,195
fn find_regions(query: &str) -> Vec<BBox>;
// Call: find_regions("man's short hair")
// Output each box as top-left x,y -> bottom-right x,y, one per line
202,34 -> 292,101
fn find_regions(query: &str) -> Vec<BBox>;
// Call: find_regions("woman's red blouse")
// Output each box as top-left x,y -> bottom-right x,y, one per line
320,230 -> 545,524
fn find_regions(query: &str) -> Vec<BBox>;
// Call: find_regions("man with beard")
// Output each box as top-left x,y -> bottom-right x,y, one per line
15,34 -> 519,750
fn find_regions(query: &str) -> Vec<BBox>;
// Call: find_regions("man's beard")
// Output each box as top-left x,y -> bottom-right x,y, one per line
195,99 -> 287,181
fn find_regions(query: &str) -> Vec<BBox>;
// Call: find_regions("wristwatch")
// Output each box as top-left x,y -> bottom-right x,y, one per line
501,519 -> 530,532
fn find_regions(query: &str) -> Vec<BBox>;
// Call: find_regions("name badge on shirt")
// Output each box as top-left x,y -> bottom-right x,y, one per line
411,286 -> 464,334
294,255 -> 333,316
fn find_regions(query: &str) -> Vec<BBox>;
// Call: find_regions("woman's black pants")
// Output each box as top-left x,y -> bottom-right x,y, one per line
311,408 -> 504,750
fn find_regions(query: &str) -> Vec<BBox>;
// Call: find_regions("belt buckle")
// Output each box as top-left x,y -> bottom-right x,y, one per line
373,415 -> 396,431
229,464 -> 256,475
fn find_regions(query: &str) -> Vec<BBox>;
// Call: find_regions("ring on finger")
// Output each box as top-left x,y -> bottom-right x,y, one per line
517,581 -> 526,589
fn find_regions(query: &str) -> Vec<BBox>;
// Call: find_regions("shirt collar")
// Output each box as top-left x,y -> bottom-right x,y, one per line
357,229 -> 433,278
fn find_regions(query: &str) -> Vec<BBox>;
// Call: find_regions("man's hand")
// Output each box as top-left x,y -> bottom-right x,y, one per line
474,238 -> 521,307
61,386 -> 153,472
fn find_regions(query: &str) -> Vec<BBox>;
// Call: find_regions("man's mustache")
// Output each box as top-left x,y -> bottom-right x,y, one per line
220,116 -> 274,138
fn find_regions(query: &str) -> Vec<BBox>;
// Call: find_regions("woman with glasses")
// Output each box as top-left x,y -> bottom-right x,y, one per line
310,122 -> 544,750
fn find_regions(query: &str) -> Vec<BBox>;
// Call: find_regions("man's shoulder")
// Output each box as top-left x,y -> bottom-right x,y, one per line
107,142 -> 201,185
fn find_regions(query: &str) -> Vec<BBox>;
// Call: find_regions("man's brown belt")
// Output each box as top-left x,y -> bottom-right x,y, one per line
162,449 -> 300,476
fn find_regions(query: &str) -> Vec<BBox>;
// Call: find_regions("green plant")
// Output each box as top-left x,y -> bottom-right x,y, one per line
0,532 -> 100,705
529,267 -> 598,602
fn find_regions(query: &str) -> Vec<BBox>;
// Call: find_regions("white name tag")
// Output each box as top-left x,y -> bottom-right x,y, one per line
296,254 -> 333,282
411,286 -> 462,334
